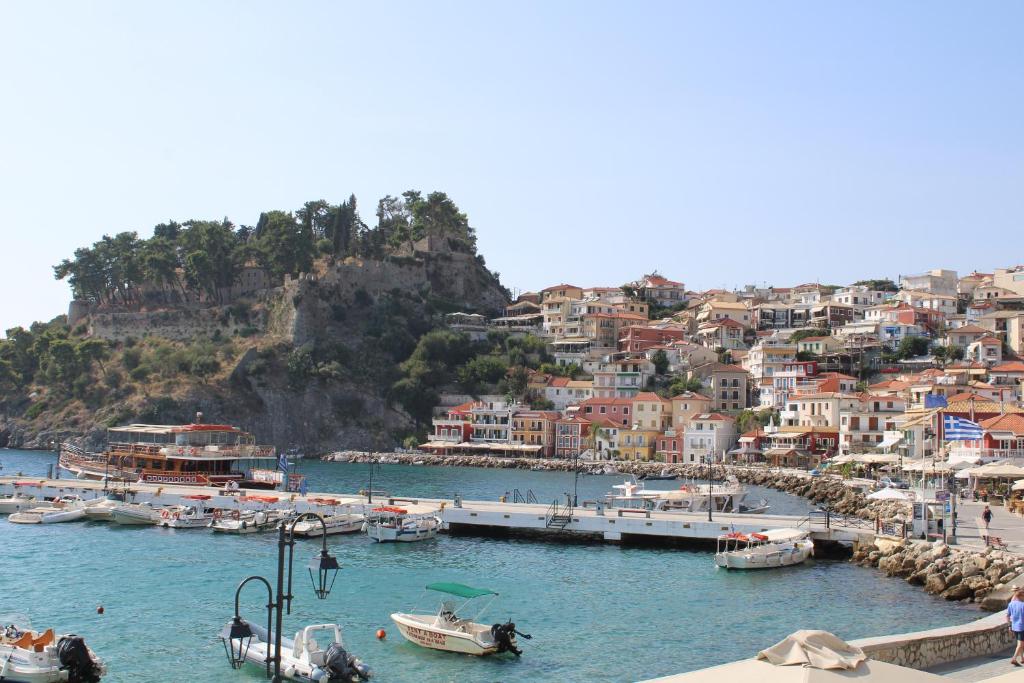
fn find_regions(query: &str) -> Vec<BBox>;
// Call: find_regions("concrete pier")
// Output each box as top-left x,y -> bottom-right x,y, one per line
0,476 -> 873,546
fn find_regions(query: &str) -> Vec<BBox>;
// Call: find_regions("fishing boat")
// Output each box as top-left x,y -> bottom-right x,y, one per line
83,497 -> 122,521
210,499 -> 290,534
291,501 -> 363,537
714,528 -> 814,570
223,621 -> 371,682
390,583 -> 529,656
8,497 -> 88,524
156,496 -> 215,528
0,492 -> 38,515
364,507 -> 440,543
639,467 -> 677,481
0,616 -> 106,682
57,414 -> 277,489
109,502 -> 159,526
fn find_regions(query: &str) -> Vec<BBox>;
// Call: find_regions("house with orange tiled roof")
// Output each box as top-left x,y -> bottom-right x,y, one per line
690,362 -> 749,412
630,273 -> 686,308
511,409 -> 562,458
540,284 -> 583,302
695,317 -> 747,350
990,361 -> 1024,401
796,335 -> 842,356
669,391 -> 714,428
632,392 -> 671,431
839,394 -> 906,454
681,413 -> 738,464
944,324 -> 992,349
554,414 -> 592,459
966,336 -> 1002,365
578,397 -> 634,427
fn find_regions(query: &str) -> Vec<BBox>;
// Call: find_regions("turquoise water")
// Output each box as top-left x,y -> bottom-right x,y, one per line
1,449 -> 975,683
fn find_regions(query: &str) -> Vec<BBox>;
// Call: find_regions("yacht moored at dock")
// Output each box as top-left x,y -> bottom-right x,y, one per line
0,491 -> 38,515
58,416 -> 277,489
156,496 -> 216,528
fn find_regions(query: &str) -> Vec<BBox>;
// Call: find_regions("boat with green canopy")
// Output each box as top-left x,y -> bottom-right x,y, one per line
390,583 -> 530,656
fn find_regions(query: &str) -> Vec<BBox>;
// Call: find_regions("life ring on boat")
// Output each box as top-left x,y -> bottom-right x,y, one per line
173,512 -> 181,520
188,447 -> 198,456
160,510 -> 170,519
176,447 -> 185,455
231,510 -> 241,520
212,509 -> 223,520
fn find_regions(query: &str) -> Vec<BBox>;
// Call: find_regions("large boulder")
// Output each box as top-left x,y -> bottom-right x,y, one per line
925,574 -> 947,595
942,583 -> 973,601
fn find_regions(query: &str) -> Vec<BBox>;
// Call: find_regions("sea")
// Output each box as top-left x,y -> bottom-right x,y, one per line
0,448 -> 975,683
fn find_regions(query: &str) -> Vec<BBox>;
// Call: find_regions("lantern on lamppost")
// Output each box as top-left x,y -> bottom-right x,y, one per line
308,548 -> 340,600
220,615 -> 255,670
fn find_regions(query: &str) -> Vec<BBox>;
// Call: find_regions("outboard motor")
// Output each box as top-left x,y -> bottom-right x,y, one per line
322,642 -> 372,681
489,622 -> 523,656
57,635 -> 102,683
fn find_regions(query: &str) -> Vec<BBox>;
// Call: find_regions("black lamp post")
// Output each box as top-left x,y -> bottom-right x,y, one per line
224,513 -> 339,682
704,454 -> 713,522
572,449 -> 580,508
221,576 -> 274,677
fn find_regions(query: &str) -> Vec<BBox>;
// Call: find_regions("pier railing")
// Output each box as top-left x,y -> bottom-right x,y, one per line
545,499 -> 573,530
513,488 -> 538,504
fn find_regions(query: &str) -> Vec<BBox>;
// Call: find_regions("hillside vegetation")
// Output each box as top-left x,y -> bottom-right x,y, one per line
0,191 -> 510,452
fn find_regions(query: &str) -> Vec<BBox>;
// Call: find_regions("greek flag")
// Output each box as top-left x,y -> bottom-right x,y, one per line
943,414 -> 983,441
924,394 -> 948,409
278,453 -> 289,473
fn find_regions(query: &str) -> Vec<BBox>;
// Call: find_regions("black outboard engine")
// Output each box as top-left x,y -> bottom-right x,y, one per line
490,622 -> 523,656
57,635 -> 102,683
323,642 -> 372,682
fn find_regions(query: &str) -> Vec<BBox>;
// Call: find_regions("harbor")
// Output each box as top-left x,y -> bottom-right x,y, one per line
0,449 -> 987,682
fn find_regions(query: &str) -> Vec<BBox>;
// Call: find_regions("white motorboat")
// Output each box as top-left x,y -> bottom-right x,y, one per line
83,497 -> 122,521
363,507 -> 439,543
291,503 -> 363,537
156,497 -> 215,529
0,616 -> 106,682
715,528 -> 815,570
0,493 -> 38,515
391,583 -> 529,656
8,497 -> 88,525
210,508 -> 291,534
109,502 -> 158,526
222,621 -> 370,682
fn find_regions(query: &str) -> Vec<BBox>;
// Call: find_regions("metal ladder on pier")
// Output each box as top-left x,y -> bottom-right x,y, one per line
513,488 -> 538,504
545,499 -> 573,530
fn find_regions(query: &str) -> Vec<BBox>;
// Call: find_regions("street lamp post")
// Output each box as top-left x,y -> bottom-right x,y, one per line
704,455 -> 713,522
222,513 -> 340,682
572,449 -> 579,508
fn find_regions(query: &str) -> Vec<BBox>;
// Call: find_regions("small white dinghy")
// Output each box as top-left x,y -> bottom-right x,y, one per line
0,616 -> 106,682
715,528 -> 814,570
222,621 -> 371,682
83,497 -> 122,521
391,583 -> 530,656
363,507 -> 439,543
109,502 -> 158,526
210,508 -> 290,534
0,493 -> 38,515
8,497 -> 88,525
156,499 -> 215,529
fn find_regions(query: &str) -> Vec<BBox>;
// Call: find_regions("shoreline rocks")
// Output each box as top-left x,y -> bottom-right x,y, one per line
852,538 -> 1024,611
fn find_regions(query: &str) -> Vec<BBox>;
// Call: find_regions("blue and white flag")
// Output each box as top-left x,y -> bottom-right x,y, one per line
278,452 -> 290,473
924,394 -> 948,409
943,414 -> 983,441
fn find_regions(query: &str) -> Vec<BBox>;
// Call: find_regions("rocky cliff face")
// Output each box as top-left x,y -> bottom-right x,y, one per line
3,251 -> 509,454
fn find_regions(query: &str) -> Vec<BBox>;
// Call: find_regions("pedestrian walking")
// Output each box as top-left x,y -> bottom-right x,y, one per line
1008,587 -> 1024,666
982,505 -> 993,545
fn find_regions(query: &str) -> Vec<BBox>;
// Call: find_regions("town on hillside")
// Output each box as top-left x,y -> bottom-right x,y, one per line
424,268 -> 1024,469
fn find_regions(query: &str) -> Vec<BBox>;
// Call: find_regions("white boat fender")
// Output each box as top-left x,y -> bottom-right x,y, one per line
283,664 -> 297,678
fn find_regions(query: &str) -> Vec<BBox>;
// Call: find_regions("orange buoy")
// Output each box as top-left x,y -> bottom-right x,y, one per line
375,629 -> 386,640
96,605 -> 104,615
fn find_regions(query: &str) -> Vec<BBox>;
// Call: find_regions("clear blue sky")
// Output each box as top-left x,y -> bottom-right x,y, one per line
1,1 -> 1022,332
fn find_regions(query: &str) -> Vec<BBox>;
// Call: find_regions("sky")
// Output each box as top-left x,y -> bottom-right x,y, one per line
1,1 -> 1022,332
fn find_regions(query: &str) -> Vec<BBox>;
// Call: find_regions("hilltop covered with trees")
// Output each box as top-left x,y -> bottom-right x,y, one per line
0,191 -> 507,452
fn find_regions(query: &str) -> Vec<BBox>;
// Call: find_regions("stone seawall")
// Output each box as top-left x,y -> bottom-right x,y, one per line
850,611 -> 1015,670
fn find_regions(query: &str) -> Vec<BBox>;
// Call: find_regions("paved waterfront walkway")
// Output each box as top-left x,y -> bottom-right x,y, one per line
955,500 -> 1024,555
928,648 -> 1022,680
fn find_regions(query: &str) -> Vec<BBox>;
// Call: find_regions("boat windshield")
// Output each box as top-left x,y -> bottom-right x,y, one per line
0,614 -> 32,632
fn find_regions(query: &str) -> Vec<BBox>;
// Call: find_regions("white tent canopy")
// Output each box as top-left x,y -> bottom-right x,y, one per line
963,462 -> 1024,479
1012,479 -> 1024,492
867,488 -> 913,501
